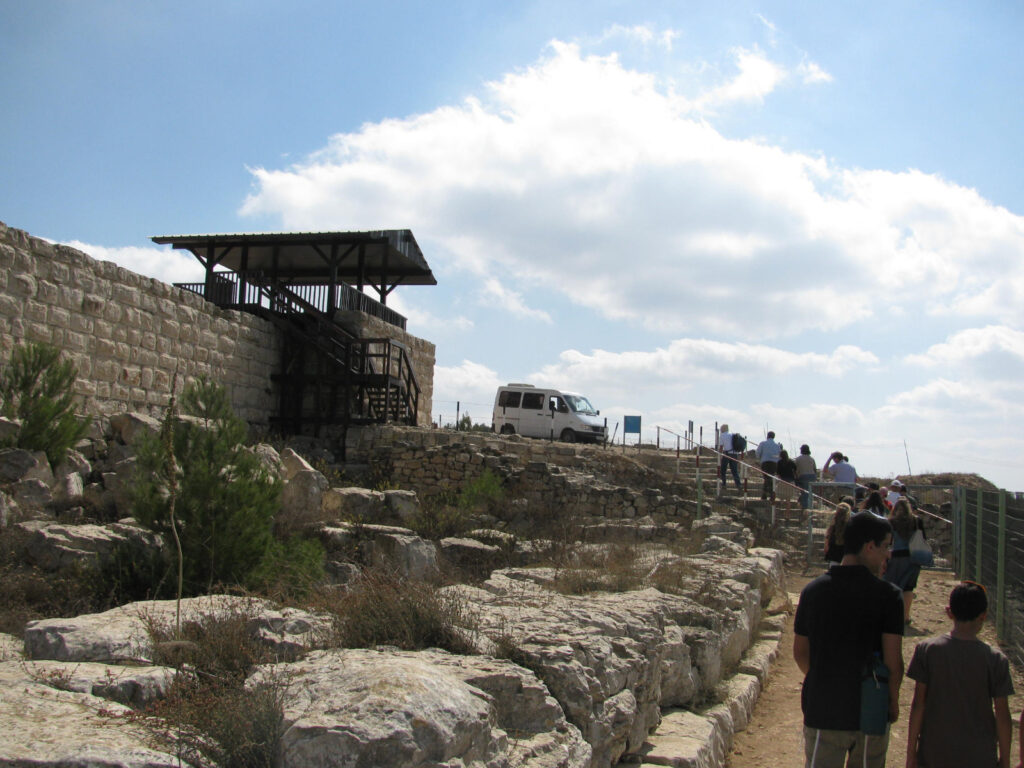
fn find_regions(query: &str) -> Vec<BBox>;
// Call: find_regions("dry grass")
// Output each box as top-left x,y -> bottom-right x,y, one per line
309,566 -> 480,654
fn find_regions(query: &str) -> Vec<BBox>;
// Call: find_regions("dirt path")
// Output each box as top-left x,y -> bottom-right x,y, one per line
728,568 -> 1024,766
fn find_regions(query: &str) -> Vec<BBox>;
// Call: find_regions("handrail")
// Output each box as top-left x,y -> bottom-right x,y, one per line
701,441 -> 839,510
200,271 -> 419,425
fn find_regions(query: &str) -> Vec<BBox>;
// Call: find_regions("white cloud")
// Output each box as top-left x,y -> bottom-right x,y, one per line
696,47 -> 786,108
796,59 -> 833,84
239,40 -> 1024,340
481,278 -> 552,323
529,339 -> 878,395
594,24 -> 678,52
62,241 -> 205,285
908,326 -> 1024,367
432,360 -> 502,424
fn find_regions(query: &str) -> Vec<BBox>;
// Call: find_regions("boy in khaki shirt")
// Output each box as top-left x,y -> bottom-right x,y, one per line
906,581 -> 1013,768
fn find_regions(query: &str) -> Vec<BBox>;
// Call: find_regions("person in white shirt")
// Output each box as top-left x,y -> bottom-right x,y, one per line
718,424 -> 742,491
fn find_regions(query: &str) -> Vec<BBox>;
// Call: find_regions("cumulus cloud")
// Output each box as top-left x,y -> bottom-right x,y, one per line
529,339 -> 878,394
695,47 -> 787,108
432,360 -> 502,423
63,240 -> 205,285
481,278 -> 552,323
239,39 -> 1024,341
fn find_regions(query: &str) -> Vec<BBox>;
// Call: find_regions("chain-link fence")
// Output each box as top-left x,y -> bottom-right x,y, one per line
953,488 -> 1024,665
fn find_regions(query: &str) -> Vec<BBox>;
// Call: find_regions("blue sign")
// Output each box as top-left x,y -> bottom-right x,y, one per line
623,415 -> 641,434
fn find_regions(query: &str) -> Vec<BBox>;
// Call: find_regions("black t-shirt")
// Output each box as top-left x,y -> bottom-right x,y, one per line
794,564 -> 904,730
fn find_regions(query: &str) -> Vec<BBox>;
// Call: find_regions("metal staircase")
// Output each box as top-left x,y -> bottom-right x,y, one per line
180,271 -> 419,435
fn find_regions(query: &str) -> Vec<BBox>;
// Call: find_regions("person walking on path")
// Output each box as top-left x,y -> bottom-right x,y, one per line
795,444 -> 818,510
756,431 -> 782,502
718,424 -> 743,492
906,581 -> 1014,768
824,502 -> 852,567
886,498 -> 927,626
776,449 -> 799,520
794,512 -> 905,768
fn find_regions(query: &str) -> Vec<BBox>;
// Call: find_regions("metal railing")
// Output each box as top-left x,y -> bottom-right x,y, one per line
174,272 -> 408,330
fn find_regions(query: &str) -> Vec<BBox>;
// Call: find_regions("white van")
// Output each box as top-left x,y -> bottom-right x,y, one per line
492,383 -> 607,443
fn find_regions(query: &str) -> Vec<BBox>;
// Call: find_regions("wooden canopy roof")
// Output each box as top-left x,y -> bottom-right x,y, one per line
151,230 -> 436,298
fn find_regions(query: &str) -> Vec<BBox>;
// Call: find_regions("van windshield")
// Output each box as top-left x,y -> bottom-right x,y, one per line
564,395 -> 597,415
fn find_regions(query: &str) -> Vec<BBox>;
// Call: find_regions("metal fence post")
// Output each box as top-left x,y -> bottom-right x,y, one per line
953,486 -> 965,577
975,488 -> 984,584
997,490 -> 1007,643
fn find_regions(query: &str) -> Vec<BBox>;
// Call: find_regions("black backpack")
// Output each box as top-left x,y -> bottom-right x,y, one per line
732,434 -> 747,452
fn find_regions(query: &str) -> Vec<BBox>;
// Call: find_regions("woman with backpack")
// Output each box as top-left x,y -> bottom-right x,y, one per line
885,498 -> 927,625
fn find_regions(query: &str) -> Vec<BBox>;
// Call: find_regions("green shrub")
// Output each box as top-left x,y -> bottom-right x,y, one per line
131,377 -> 286,595
0,341 -> 91,466
407,470 -> 506,540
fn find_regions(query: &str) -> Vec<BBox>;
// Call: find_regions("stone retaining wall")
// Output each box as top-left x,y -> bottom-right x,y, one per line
352,425 -> 700,524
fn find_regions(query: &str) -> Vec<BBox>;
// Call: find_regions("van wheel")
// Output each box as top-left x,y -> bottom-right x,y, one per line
500,424 -> 515,435
560,428 -> 577,443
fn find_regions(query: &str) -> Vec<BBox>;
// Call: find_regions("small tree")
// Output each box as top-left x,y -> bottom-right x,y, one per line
0,341 -> 91,466
132,376 -> 284,595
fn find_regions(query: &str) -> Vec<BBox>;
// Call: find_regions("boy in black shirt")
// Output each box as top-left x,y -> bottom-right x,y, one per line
794,512 -> 905,767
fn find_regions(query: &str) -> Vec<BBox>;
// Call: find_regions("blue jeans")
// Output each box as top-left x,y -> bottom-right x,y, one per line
720,453 -> 741,489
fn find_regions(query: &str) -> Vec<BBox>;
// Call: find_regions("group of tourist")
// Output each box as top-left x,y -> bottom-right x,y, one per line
798,510 -> 1018,767
715,425 -> 861,517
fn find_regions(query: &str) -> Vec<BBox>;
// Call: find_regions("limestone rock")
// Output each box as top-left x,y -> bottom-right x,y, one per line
0,447 -> 54,484
450,574 -> 729,768
279,446 -> 314,481
17,659 -> 176,706
54,448 -> 92,485
0,661 -> 180,768
700,535 -> 747,557
384,488 -> 420,522
108,412 -> 162,446
441,536 -> 504,577
251,647 -> 592,768
280,468 -> 329,530
367,529 -> 440,580
8,478 -> 54,515
321,485 -> 385,521
251,443 -> 282,475
24,594 -> 331,663
16,519 -> 163,572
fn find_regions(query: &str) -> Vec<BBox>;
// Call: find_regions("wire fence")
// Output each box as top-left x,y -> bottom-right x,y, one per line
953,487 -> 1024,665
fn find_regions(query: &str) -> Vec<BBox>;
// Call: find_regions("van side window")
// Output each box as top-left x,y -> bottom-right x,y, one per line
498,391 -> 522,408
521,392 -> 544,410
550,396 -> 569,413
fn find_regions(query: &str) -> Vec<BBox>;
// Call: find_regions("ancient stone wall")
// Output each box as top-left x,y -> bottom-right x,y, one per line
0,221 -> 280,425
0,221 -> 437,429
351,425 -> 699,524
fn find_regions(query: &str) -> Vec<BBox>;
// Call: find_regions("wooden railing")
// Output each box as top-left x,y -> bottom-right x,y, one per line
174,272 -> 407,330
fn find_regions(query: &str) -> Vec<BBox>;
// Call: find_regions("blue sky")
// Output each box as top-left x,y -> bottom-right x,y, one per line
3,1 -> 1024,489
